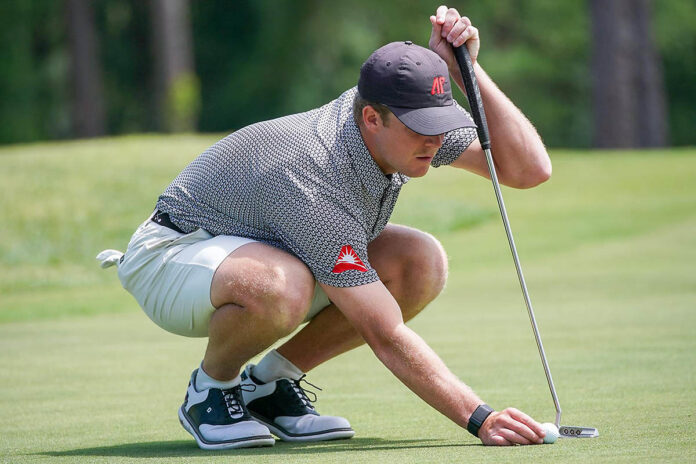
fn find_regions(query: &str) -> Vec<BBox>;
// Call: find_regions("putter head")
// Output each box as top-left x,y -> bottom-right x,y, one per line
558,425 -> 599,438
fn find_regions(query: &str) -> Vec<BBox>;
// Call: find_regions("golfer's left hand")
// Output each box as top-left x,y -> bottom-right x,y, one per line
477,407 -> 546,446
428,5 -> 480,68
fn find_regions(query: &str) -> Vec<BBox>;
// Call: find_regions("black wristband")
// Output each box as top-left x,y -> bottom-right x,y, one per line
467,404 -> 495,437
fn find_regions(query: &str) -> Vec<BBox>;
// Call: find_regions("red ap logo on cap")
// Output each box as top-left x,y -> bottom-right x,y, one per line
431,76 -> 446,95
331,245 -> 368,273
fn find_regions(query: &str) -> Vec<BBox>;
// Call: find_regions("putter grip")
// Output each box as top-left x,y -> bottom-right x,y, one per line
453,45 -> 491,150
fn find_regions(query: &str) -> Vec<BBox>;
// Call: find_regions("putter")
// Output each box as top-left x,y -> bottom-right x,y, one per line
452,43 -> 598,439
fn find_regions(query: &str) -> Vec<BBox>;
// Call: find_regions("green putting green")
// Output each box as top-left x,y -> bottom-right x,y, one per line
1,136 -> 694,462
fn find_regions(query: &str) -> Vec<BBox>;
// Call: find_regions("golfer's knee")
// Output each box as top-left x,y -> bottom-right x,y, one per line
251,263 -> 314,334
402,231 -> 448,308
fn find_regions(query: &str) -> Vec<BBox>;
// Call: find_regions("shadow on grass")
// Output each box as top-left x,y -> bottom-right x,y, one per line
42,437 -> 478,458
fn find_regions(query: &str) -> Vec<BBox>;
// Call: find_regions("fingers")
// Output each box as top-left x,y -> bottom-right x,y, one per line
429,15 -> 442,39
435,6 -> 461,38
429,6 -> 481,66
445,17 -> 467,43
498,428 -> 537,446
507,407 -> 546,437
478,408 -> 545,446
435,5 -> 449,23
447,17 -> 477,48
498,412 -> 543,444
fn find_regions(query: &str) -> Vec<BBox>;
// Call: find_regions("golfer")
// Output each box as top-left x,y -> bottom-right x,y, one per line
99,6 -> 552,449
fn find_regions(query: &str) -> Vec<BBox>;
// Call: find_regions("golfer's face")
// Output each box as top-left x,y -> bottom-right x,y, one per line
377,116 -> 445,177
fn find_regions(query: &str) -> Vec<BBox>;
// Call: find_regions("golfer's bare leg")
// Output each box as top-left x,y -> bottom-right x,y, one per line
202,243 -> 315,381
277,224 -> 448,372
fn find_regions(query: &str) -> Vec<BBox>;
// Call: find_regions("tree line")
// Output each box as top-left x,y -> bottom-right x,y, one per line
1,0 -> 694,148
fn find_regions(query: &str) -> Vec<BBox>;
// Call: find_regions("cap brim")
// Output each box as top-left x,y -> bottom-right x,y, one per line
387,104 -> 476,136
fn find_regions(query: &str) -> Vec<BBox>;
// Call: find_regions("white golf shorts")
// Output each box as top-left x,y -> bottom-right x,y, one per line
117,215 -> 331,337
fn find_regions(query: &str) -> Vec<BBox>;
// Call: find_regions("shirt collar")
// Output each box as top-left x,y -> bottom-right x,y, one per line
342,116 -> 409,197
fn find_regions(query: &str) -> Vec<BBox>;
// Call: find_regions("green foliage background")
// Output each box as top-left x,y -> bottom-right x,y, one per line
1,0 -> 695,146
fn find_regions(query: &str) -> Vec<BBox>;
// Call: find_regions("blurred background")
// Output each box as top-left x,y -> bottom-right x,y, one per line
2,3 -> 696,460
1,0 -> 694,148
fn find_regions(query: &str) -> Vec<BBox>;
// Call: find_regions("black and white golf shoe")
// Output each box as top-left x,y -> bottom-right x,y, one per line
178,369 -> 275,450
240,364 -> 355,442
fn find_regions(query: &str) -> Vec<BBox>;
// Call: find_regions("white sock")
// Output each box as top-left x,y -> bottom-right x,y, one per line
195,363 -> 241,391
252,349 -> 304,383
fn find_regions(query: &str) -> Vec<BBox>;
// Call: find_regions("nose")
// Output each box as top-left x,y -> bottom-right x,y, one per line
424,133 -> 445,147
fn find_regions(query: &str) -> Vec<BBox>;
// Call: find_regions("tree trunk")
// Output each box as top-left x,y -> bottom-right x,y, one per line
65,0 -> 106,138
150,0 -> 199,132
634,0 -> 668,147
589,0 -> 668,148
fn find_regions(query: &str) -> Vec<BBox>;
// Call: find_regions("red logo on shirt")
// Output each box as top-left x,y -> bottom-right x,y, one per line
331,245 -> 368,273
431,76 -> 446,95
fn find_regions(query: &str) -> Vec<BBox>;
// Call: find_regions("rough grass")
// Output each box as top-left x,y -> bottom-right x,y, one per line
1,136 -> 695,463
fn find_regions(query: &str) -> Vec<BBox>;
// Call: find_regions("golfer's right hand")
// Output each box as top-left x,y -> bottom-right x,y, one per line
477,407 -> 546,445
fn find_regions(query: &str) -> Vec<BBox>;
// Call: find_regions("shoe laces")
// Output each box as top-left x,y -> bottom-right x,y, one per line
291,375 -> 322,410
222,384 -> 256,419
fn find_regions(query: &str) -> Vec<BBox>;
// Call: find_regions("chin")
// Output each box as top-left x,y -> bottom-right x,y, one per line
406,166 -> 430,178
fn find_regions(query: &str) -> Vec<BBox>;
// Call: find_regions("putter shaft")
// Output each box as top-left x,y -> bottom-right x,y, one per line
453,42 -> 597,437
482,148 -> 562,428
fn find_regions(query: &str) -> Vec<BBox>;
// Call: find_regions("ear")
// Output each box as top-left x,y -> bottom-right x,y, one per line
361,105 -> 384,132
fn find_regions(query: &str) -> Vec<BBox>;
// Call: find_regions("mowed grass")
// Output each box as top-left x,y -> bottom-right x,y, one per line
0,135 -> 695,463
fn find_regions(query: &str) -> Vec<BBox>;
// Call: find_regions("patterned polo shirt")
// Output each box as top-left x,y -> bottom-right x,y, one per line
156,86 -> 477,287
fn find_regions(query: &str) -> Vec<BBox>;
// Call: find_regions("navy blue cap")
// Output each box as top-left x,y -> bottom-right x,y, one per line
358,41 -> 475,136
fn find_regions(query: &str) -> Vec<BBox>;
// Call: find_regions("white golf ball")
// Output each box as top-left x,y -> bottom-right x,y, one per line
541,422 -> 559,444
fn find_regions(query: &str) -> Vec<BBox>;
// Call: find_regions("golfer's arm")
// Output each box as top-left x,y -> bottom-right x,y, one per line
449,63 -> 551,189
320,280 -> 482,429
